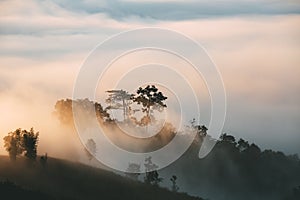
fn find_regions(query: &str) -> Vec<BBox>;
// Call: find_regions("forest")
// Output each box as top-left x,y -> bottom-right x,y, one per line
1,85 -> 300,200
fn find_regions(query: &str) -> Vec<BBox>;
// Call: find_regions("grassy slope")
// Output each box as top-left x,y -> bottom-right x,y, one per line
0,156 -> 202,200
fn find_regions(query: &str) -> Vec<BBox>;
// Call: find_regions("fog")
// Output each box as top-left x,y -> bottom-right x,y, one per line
0,59 -> 81,158
0,61 -> 197,164
1,0 -> 300,158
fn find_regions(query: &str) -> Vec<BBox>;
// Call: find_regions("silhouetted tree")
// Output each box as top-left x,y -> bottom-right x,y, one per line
145,171 -> 163,186
188,119 -> 208,147
220,133 -> 236,144
190,118 -> 208,136
3,128 -> 39,161
21,128 -> 39,160
40,153 -> 48,167
237,138 -> 250,152
106,90 -> 134,121
144,156 -> 163,185
197,125 -> 208,137
125,163 -> 141,180
3,128 -> 23,161
243,143 -> 261,160
95,102 -> 110,122
170,175 -> 179,192
85,139 -> 97,161
133,85 -> 167,128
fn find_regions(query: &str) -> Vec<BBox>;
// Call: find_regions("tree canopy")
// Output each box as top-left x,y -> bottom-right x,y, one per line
3,128 -> 39,161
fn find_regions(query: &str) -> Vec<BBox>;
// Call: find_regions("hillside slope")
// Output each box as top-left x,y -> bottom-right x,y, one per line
159,138 -> 300,200
0,156 -> 202,200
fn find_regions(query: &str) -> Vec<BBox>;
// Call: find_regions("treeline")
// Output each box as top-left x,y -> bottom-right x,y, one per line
54,98 -> 176,152
54,85 -> 167,128
160,132 -> 300,200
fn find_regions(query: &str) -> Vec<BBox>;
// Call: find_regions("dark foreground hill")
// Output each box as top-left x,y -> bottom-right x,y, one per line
0,156 -> 202,200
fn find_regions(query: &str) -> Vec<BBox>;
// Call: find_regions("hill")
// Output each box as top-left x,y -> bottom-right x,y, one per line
0,156 -> 203,200
159,135 -> 300,200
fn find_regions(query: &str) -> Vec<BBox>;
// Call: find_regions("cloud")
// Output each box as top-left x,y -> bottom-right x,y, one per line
0,0 -> 142,36
51,0 -> 300,21
0,0 -> 299,156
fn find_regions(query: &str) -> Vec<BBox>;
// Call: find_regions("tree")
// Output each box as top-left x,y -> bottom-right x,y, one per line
170,175 -> 179,192
77,98 -> 111,123
243,143 -> 261,159
237,138 -> 250,152
125,163 -> 141,180
40,153 -> 48,167
144,156 -> 163,185
196,125 -> 208,137
106,90 -> 134,121
54,98 -> 111,127
133,85 -> 167,127
54,99 -> 73,125
145,170 -> 163,186
3,128 -> 39,161
21,128 -> 39,160
189,119 -> 208,145
95,102 -> 110,122
220,133 -> 236,144
3,129 -> 23,161
85,139 -> 97,161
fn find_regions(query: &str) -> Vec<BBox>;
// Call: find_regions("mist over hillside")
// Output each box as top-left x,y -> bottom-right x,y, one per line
1,1 -> 300,200
1,97 -> 300,200
159,135 -> 300,200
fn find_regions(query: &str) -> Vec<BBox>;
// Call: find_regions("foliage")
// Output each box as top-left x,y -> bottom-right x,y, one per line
54,98 -> 110,127
54,98 -> 73,125
133,85 -> 167,126
170,175 -> 179,192
189,118 -> 208,145
125,163 -> 141,180
85,138 -> 97,161
3,129 -> 23,161
21,128 -> 39,160
237,138 -> 250,152
105,90 -> 134,120
3,128 -> 39,161
144,156 -> 163,185
162,132 -> 300,200
54,86 -> 168,132
40,153 -> 48,167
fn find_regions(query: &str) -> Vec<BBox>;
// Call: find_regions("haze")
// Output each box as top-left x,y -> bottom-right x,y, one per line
0,0 -> 300,157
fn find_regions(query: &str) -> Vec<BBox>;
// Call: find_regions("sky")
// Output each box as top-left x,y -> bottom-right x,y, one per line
0,0 -> 300,156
